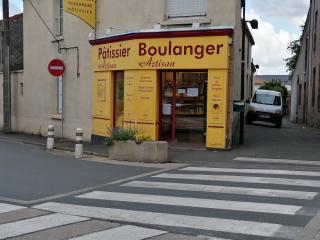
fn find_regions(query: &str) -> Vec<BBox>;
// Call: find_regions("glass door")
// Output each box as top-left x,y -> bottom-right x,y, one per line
160,71 -> 207,144
161,72 -> 174,141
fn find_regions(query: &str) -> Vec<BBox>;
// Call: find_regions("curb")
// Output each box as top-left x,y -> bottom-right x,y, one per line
0,136 -> 108,158
294,211 -> 320,240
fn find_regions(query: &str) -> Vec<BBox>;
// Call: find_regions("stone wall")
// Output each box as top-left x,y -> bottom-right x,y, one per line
0,13 -> 23,71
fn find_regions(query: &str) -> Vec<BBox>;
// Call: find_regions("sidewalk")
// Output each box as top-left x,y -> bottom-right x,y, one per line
1,118 -> 319,163
0,132 -> 108,157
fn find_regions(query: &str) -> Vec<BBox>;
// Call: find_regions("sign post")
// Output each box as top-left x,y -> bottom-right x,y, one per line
48,59 -> 65,77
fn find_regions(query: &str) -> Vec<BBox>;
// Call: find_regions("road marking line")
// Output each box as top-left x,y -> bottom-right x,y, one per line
33,202 -> 302,239
123,181 -> 318,200
68,225 -> 167,240
0,166 -> 183,205
182,167 -> 320,177
76,191 -> 303,215
198,236 -> 231,240
154,173 -> 320,188
0,203 -> 25,214
234,157 -> 320,166
0,213 -> 88,240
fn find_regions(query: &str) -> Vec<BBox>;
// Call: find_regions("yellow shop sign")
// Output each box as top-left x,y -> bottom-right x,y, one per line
92,36 -> 230,71
65,0 -> 96,29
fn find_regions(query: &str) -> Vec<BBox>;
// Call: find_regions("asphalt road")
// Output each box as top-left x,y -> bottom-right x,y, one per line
1,120 -> 320,240
170,118 -> 320,163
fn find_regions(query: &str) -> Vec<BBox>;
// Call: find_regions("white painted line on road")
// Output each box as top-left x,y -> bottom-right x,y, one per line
0,213 -> 88,240
182,167 -> 320,177
198,236 -> 231,240
234,157 -> 320,166
69,225 -> 167,240
76,191 -> 303,215
33,202 -> 301,239
0,203 -> 25,214
123,181 -> 318,200
154,173 -> 320,188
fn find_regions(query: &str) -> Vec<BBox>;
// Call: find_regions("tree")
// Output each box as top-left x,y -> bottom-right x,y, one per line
284,39 -> 301,75
284,25 -> 304,75
259,80 -> 289,100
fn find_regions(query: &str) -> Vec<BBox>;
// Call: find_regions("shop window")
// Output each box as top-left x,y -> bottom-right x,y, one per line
114,72 -> 124,129
166,0 -> 207,18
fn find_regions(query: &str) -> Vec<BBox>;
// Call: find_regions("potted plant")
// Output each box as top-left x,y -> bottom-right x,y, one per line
105,128 -> 168,163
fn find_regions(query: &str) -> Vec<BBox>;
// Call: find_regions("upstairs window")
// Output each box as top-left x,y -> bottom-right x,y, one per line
166,0 -> 207,18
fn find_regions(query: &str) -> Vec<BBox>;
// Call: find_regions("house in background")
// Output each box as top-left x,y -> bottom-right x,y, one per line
0,13 -> 23,72
254,75 -> 291,92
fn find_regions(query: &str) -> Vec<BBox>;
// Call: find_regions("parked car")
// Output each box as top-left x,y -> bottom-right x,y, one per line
246,89 -> 283,128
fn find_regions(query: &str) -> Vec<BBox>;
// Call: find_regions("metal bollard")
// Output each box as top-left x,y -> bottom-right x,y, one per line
47,125 -> 54,150
75,128 -> 83,159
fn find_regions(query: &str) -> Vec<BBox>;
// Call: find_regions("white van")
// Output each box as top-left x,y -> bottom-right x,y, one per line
246,90 -> 283,128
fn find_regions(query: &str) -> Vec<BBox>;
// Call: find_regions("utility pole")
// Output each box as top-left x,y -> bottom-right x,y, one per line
2,0 -> 11,133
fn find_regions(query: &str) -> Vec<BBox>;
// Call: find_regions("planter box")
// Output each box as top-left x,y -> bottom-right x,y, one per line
108,141 -> 168,163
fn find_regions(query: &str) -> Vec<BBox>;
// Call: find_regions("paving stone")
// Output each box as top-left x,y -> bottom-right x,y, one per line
9,220 -> 118,240
0,208 -> 49,224
149,233 -> 207,240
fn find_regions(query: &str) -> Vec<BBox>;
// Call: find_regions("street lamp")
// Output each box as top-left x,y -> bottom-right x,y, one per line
240,0 -> 258,145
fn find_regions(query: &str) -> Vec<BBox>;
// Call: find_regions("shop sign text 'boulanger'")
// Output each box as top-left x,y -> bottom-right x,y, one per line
93,36 -> 230,71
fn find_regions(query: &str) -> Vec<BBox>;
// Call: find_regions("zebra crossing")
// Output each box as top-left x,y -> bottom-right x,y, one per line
2,157 -> 320,239
32,157 -> 320,240
0,203 -> 181,240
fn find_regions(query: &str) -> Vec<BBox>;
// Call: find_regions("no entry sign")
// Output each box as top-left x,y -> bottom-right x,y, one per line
48,59 -> 65,77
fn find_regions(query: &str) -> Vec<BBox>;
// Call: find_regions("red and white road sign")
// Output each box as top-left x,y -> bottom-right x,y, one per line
48,59 -> 65,77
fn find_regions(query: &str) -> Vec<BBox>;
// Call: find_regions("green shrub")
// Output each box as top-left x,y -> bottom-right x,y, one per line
104,128 -> 153,146
135,135 -> 153,144
112,128 -> 136,141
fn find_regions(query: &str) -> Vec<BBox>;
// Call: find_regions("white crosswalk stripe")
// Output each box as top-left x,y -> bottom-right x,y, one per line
76,191 -> 304,215
0,203 -> 25,214
123,180 -> 318,199
153,173 -> 320,187
199,236 -> 231,240
33,202 -> 302,239
182,167 -> 320,177
68,225 -> 167,240
234,157 -> 320,166
0,213 -> 88,240
30,163 -> 320,239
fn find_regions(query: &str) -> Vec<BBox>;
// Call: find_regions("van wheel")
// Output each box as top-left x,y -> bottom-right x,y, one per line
275,119 -> 282,128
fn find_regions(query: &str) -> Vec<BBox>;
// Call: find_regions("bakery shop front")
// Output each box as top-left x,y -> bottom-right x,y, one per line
90,28 -> 232,149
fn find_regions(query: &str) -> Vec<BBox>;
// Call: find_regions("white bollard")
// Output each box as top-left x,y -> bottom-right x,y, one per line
47,125 -> 55,150
75,128 -> 83,159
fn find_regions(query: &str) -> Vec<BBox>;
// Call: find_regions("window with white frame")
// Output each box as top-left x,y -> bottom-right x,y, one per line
166,0 -> 207,18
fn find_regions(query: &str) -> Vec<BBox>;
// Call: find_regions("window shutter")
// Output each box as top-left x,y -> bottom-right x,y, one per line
166,0 -> 207,18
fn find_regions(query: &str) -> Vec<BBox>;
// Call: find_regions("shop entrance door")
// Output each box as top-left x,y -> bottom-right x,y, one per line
160,71 -> 207,144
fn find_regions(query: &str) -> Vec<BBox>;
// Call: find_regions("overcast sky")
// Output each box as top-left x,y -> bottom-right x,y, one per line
0,0 -> 310,75
247,0 -> 309,75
